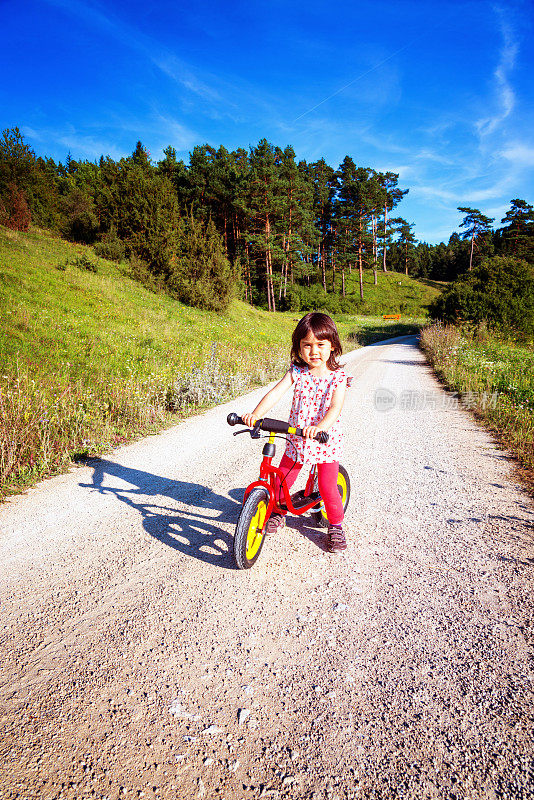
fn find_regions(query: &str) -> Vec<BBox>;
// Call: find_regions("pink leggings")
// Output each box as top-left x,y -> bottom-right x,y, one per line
275,453 -> 344,526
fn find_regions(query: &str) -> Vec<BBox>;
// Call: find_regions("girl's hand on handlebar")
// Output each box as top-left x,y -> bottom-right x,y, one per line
303,425 -> 321,439
242,413 -> 257,428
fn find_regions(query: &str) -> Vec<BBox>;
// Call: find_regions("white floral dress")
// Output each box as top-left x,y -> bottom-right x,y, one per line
285,365 -> 349,465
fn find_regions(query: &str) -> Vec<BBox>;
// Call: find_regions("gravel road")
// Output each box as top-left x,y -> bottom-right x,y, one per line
1,335 -> 533,800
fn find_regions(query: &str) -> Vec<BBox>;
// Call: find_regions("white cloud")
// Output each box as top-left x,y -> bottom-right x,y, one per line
291,37 -> 415,123
22,123 -> 127,161
413,149 -> 455,166
500,143 -> 534,167
485,202 -> 512,223
154,56 -> 222,103
417,223 -> 457,243
461,174 -> 516,204
57,132 -> 125,161
44,0 -> 226,114
21,126 -> 43,142
476,6 -> 518,136
412,184 -> 456,202
151,114 -> 198,155
413,171 -> 516,207
358,132 -> 412,155
376,164 -> 413,180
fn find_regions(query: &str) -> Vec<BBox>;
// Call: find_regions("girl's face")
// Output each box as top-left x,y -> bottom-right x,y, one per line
299,331 -> 332,371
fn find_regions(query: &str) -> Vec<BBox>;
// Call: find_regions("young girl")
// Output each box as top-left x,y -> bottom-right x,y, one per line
242,312 -> 349,553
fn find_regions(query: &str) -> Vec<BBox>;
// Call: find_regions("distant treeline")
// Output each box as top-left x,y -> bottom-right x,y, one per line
1,127 -> 532,311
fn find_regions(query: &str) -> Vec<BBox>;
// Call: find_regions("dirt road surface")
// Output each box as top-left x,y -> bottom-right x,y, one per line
1,336 -> 533,800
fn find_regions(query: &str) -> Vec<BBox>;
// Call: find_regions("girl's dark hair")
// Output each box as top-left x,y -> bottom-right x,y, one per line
291,312 -> 342,371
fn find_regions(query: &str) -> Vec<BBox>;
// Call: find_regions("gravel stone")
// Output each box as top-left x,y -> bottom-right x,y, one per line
0,336 -> 533,799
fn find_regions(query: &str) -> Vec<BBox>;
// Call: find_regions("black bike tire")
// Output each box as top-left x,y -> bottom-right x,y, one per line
312,464 -> 351,528
234,487 -> 270,570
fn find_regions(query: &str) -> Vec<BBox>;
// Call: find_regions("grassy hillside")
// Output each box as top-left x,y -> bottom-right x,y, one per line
0,227 -> 436,497
340,267 -> 440,316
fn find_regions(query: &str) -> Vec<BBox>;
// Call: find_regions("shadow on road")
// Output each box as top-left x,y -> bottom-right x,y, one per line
79,458 -> 244,570
348,328 -> 420,347
380,359 -> 426,366
285,515 -> 329,552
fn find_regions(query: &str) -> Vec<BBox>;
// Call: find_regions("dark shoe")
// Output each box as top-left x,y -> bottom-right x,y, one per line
265,513 -> 285,534
327,524 -> 346,552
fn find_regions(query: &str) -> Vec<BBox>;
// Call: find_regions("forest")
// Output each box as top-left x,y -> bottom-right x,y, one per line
1,126 -> 533,313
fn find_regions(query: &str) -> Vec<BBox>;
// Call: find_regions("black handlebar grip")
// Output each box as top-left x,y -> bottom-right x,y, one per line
228,412 -> 329,443
261,417 -> 291,434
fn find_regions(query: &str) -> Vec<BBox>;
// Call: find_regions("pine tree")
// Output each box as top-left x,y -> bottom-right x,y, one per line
0,127 -> 36,191
394,218 -> 417,275
376,172 -> 408,272
188,144 -> 217,217
276,147 -> 316,303
131,140 -> 151,168
366,172 -> 383,285
229,148 -> 253,301
247,139 -> 284,312
296,159 -> 320,292
499,199 -> 534,260
166,215 -> 235,311
336,160 -> 375,301
210,146 -> 238,259
157,146 -> 190,211
112,162 -> 181,278
457,207 -> 494,270
0,127 -> 53,228
310,159 -> 336,292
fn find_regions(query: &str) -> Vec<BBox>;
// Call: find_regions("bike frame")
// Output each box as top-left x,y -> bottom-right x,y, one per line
243,431 -> 322,524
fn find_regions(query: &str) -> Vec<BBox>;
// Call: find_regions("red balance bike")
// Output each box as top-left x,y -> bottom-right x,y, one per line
227,414 -> 351,569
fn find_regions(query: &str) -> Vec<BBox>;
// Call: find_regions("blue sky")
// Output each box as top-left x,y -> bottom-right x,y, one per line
2,0 -> 533,243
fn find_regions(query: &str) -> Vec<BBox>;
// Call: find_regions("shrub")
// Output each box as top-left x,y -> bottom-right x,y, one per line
113,165 -> 179,277
94,232 -> 125,262
58,254 -> 98,273
166,215 -> 236,312
429,255 -> 534,338
279,283 -> 302,312
60,187 -> 99,243
0,182 -> 31,231
75,254 -> 97,273
165,344 -> 248,411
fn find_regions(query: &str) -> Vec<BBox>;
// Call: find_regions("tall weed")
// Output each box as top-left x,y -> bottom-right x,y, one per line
421,322 -> 534,475
0,345 -> 288,499
0,366 -> 168,498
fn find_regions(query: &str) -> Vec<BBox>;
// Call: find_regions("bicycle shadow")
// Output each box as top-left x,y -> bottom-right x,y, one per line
284,515 -> 329,552
78,458 -> 244,570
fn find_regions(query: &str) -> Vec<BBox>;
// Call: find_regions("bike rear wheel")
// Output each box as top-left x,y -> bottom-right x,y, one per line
312,464 -> 351,528
234,487 -> 269,569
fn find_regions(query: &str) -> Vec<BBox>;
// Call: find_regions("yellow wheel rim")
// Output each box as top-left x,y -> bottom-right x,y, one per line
246,500 -> 267,560
321,472 -> 347,520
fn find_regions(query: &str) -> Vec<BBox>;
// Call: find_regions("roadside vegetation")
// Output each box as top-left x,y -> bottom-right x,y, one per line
428,255 -> 534,340
0,227 -> 426,499
422,253 -> 534,486
421,324 -> 534,484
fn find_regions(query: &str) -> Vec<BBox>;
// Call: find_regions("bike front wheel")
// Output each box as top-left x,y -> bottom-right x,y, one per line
312,464 -> 351,528
234,487 -> 269,569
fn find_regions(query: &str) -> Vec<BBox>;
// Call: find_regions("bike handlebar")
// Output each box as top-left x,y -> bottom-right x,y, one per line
227,413 -> 329,443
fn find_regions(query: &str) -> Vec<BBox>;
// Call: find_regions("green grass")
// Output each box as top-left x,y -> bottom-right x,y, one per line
340,266 -> 441,315
420,323 -> 534,485
0,226 -> 431,498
